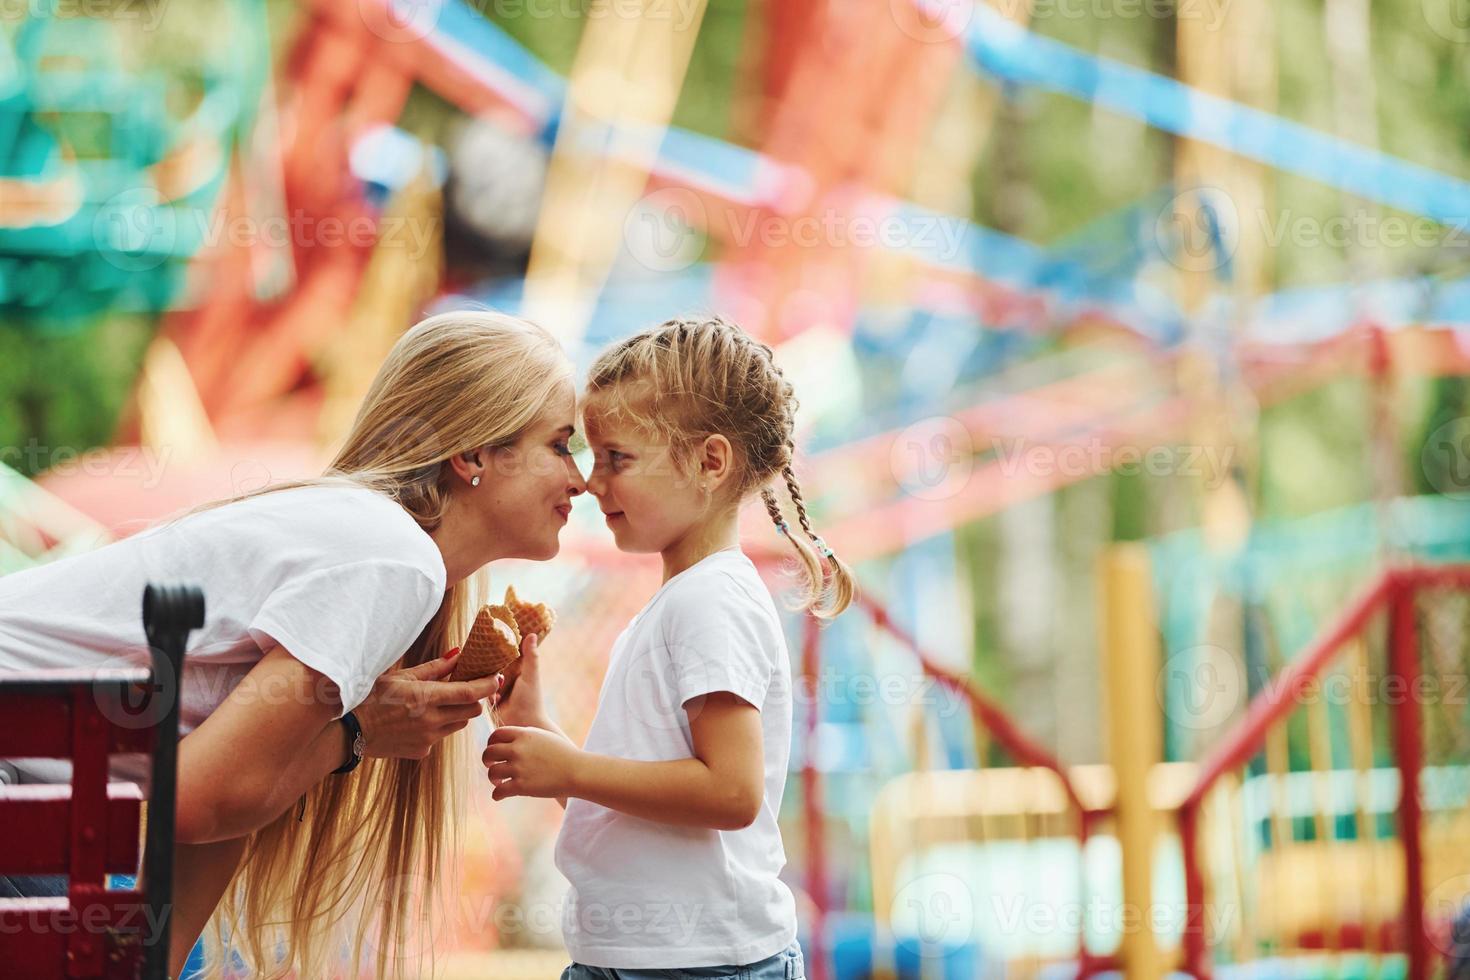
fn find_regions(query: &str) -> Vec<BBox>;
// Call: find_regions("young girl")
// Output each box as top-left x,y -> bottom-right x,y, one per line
484,315 -> 855,977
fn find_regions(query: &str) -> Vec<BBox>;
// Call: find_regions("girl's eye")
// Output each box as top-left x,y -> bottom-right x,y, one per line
554,442 -> 572,457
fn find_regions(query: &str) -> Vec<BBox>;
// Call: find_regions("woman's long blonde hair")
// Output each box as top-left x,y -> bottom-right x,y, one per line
179,310 -> 572,978
585,315 -> 854,618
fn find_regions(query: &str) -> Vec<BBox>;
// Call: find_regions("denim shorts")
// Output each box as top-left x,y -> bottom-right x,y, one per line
562,941 -> 805,980
0,762 -> 67,898
0,873 -> 66,898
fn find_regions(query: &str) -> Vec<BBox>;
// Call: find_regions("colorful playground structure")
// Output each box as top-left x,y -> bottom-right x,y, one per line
4,0 -> 1470,978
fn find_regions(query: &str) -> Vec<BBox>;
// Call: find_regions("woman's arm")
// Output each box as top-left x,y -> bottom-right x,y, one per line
162,648 -> 498,970
169,836 -> 249,976
484,692 -> 764,830
174,646 -> 352,843
175,645 -> 498,843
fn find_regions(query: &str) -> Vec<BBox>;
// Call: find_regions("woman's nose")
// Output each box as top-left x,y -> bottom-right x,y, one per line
564,454 -> 588,496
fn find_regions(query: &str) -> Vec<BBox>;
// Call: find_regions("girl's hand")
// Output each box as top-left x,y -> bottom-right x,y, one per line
483,725 -> 584,801
494,632 -> 549,728
355,653 -> 502,760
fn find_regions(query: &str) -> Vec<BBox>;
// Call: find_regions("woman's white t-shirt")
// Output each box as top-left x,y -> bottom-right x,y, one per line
554,548 -> 797,969
0,485 -> 447,784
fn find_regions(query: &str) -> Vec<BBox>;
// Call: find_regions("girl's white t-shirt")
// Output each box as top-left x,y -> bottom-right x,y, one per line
0,485 -> 447,784
554,548 -> 797,969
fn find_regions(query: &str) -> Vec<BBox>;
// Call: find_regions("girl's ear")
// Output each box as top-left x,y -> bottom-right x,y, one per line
701,435 -> 734,488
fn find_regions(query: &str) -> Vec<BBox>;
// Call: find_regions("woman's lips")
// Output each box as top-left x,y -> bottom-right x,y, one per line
604,511 -> 623,523
554,504 -> 572,521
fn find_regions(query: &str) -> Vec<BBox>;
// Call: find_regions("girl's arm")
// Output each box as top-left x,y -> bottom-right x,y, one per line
484,691 -> 765,830
487,634 -> 572,807
519,714 -> 573,811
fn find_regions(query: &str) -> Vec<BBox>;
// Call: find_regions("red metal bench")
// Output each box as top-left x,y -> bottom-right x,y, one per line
0,583 -> 203,979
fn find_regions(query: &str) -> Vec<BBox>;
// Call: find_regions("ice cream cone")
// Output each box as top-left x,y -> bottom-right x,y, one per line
451,603 -> 522,682
504,584 -> 555,642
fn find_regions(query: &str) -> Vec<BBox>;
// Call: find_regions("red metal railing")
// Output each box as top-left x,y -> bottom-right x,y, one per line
0,583 -> 201,979
1178,564 -> 1470,980
799,592 -> 1113,980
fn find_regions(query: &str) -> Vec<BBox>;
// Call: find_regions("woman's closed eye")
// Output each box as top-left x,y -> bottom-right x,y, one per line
554,431 -> 586,458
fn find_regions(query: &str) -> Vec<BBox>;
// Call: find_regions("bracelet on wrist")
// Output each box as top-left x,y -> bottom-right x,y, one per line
332,710 -> 365,775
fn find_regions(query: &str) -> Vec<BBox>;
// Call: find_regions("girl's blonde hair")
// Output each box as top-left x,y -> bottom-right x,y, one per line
585,315 -> 854,618
176,310 -> 572,978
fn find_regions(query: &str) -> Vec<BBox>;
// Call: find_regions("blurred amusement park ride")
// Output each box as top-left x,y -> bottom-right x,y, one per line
6,0 -> 1470,978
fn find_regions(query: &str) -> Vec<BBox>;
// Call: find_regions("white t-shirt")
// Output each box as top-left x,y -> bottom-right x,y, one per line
0,485 -> 447,784
554,548 -> 797,969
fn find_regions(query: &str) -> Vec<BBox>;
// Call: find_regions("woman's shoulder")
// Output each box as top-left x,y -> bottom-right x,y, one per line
210,485 -> 446,587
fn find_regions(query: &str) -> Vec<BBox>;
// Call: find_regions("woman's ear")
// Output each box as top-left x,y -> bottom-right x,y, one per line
448,448 -> 485,486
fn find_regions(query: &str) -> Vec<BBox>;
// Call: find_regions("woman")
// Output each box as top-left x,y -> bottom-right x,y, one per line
0,310 -> 588,978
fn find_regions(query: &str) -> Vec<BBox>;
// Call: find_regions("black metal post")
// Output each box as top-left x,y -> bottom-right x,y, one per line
140,583 -> 205,980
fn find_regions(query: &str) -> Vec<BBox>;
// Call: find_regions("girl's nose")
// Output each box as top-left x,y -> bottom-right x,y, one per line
584,468 -> 606,498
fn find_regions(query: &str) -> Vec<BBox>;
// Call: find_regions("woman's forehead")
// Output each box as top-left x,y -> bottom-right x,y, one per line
533,382 -> 577,428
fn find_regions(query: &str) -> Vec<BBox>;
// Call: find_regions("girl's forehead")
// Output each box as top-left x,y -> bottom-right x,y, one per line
581,406 -> 670,449
580,406 -> 629,440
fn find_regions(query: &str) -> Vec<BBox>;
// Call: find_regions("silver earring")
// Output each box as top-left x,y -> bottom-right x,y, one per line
471,476 -> 481,487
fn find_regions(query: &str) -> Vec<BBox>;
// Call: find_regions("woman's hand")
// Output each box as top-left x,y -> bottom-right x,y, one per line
493,632 -> 549,728
355,653 -> 502,760
483,726 -> 585,801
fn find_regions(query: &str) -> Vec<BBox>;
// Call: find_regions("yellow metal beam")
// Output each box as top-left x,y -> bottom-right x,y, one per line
1099,544 -> 1164,980
522,0 -> 709,347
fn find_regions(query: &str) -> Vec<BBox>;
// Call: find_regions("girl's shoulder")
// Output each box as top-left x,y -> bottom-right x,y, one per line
650,551 -> 780,630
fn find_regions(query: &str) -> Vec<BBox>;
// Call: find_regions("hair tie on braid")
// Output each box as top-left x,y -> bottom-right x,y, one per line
774,462 -> 833,558
761,486 -> 790,538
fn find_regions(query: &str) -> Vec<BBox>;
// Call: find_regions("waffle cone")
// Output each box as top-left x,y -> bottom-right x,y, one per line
504,585 -> 555,641
451,604 -> 521,682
